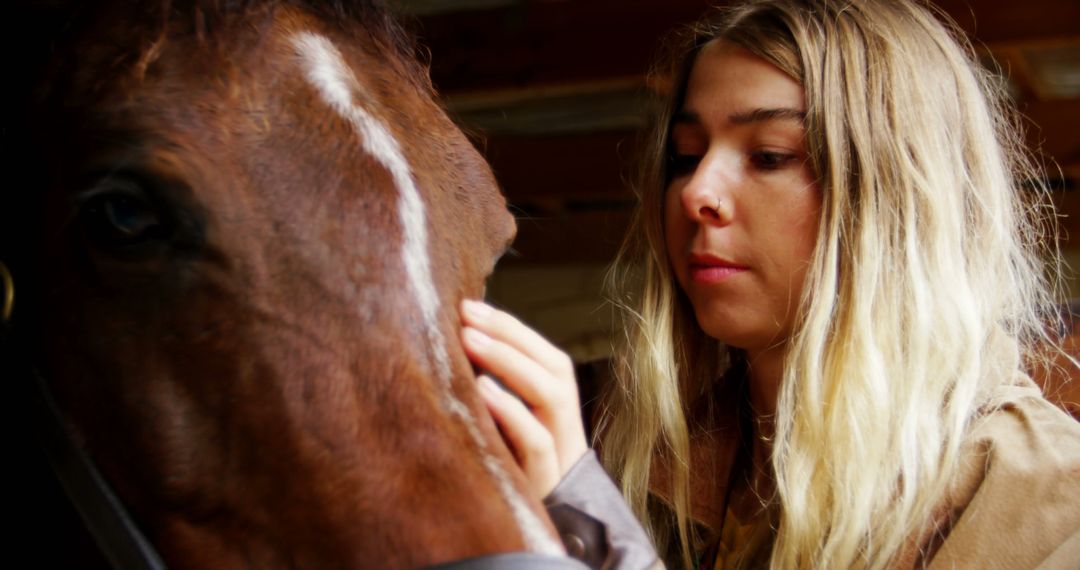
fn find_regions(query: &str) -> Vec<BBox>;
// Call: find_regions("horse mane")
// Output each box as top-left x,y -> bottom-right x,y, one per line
163,0 -> 419,59
8,0 -> 427,118
15,0 -> 423,73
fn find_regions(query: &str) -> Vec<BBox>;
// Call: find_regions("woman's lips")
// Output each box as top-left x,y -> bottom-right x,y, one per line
688,254 -> 748,284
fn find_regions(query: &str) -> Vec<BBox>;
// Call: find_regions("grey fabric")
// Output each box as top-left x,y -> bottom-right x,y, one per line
545,451 -> 662,570
424,553 -> 591,570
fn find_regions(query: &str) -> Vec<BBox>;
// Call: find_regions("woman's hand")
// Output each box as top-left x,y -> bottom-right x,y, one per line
460,299 -> 589,499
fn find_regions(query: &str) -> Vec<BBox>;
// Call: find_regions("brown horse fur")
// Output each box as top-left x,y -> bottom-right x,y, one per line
7,1 -> 563,567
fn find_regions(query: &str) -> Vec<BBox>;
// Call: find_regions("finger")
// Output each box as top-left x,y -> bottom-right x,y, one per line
464,327 -> 589,478
461,300 -> 575,380
478,375 -> 561,497
462,326 -> 565,415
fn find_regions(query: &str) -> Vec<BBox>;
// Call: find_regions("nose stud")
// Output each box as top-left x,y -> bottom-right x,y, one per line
702,198 -> 724,220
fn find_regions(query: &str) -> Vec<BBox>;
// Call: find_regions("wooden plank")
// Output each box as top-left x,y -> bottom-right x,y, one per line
480,131 -> 643,204
1019,98 -> 1080,174
410,0 -> 711,92
446,77 -> 649,135
505,207 -> 633,265
930,0 -> 1080,44
412,0 -> 1080,93
394,0 -> 519,17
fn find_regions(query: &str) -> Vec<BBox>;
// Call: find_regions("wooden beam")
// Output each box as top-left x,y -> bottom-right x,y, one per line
410,0 -> 711,92
478,132 -> 642,204
1019,98 -> 1080,174
505,207 -> 632,265
446,77 -> 649,135
930,0 -> 1080,44
393,0 -> 520,17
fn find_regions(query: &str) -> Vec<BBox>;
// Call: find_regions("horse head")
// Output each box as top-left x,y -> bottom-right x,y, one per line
7,1 -> 567,566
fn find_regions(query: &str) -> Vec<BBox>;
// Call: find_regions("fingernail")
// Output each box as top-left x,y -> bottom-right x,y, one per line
463,327 -> 491,348
462,299 -> 493,320
478,374 -> 500,393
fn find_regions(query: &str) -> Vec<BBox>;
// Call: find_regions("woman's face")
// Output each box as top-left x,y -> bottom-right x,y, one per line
665,40 -> 820,356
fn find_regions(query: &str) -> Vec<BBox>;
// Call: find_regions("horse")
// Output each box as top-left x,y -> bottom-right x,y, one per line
4,1 -> 578,567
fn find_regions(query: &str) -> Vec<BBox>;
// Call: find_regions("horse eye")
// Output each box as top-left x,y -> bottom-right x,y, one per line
78,178 -> 171,251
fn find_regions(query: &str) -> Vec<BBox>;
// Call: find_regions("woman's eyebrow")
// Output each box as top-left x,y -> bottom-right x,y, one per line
671,107 -> 805,128
729,107 -> 806,125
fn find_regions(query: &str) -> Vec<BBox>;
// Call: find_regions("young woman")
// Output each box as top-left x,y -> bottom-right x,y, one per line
461,0 -> 1080,568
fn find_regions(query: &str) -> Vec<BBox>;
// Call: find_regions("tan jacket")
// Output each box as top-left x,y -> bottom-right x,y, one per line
921,379 -> 1080,568
644,378 -> 1080,568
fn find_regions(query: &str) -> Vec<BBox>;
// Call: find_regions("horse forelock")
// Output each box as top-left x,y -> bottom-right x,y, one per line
18,0 -> 431,109
289,30 -> 561,556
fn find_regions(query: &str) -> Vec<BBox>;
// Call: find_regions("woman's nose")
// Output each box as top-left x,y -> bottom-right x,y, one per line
680,158 -> 734,225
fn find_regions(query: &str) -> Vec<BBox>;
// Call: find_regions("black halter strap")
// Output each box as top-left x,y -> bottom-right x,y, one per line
28,370 -> 168,570
1,261 -> 167,570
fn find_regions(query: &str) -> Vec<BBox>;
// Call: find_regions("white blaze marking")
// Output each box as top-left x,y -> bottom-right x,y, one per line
291,32 -> 561,555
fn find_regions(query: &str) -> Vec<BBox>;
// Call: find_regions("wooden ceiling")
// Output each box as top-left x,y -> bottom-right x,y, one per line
396,0 -> 1080,265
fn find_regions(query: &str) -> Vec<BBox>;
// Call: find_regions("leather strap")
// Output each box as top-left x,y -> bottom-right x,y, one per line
29,370 -> 168,570
2,259 -> 166,570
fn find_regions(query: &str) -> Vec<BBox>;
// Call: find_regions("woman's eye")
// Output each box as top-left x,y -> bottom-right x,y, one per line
750,151 -> 797,171
669,153 -> 702,176
77,178 -> 171,250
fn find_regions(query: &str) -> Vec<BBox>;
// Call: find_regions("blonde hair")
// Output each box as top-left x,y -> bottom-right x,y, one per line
598,0 -> 1063,568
